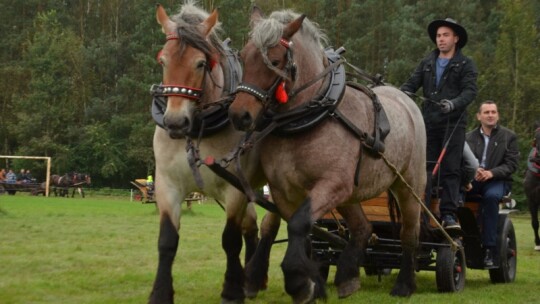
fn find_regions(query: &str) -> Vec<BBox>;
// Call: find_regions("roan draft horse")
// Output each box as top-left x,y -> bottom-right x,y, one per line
524,124 -> 540,251
229,8 -> 426,302
149,3 -> 280,304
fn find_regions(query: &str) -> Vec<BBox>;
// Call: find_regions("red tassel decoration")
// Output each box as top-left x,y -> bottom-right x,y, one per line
275,81 -> 288,104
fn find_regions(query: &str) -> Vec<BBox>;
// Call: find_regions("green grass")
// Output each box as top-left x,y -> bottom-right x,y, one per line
0,195 -> 539,303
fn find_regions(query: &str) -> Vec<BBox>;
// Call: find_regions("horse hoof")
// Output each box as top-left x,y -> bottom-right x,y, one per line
244,288 -> 258,300
292,280 -> 315,304
337,277 -> 360,299
244,280 -> 267,299
534,245 -> 540,251
390,284 -> 414,297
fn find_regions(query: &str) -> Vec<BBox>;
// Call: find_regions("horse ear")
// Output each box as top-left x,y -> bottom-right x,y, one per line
249,5 -> 264,28
156,4 -> 176,35
201,9 -> 219,37
282,14 -> 306,40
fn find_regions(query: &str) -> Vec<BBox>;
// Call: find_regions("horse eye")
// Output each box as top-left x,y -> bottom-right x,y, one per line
271,60 -> 280,67
197,60 -> 207,69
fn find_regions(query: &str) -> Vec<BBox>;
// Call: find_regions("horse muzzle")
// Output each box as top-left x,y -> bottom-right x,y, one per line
163,114 -> 192,139
229,108 -> 254,132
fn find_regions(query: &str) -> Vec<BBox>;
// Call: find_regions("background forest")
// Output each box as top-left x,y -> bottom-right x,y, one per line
0,0 -> 538,198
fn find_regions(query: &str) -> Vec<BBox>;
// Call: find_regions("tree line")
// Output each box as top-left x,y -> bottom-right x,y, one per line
0,0 -> 538,198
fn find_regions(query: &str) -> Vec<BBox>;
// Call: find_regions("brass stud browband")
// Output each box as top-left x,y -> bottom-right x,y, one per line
153,84 -> 203,100
237,84 -> 267,101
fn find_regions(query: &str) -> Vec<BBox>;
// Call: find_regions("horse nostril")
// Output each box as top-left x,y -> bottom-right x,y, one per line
232,111 -> 252,131
241,112 -> 252,129
164,116 -> 191,138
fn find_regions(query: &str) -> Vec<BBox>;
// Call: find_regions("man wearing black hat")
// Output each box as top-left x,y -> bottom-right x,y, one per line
401,18 -> 478,230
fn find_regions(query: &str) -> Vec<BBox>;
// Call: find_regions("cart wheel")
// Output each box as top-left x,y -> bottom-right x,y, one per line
436,240 -> 466,292
489,217 -> 517,283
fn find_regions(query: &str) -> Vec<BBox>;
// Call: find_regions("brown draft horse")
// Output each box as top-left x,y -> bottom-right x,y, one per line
49,172 -> 91,197
524,124 -> 540,251
229,8 -> 426,302
150,3 -> 280,304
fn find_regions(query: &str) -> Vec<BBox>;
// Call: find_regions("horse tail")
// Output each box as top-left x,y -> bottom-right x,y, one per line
388,190 -> 438,242
387,191 -> 400,239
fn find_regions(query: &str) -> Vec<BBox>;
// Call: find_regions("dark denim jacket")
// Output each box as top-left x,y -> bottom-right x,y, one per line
401,49 -> 478,129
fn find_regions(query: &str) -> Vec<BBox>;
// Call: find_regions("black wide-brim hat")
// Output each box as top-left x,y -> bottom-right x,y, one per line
428,18 -> 468,49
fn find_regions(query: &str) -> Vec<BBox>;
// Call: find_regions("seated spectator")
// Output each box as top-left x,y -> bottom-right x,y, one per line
25,169 -> 34,182
6,169 -> 17,183
17,169 -> 26,183
0,168 -> 6,182
466,100 -> 519,267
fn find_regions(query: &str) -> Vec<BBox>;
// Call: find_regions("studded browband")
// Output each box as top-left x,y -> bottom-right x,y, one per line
151,84 -> 203,100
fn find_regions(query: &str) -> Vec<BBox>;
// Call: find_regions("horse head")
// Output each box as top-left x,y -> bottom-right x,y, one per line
154,4 -> 224,139
230,8 -> 317,132
75,173 -> 91,185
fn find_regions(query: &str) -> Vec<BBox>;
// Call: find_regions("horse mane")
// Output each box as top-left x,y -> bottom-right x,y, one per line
170,0 -> 225,59
250,10 -> 328,78
251,10 -> 328,51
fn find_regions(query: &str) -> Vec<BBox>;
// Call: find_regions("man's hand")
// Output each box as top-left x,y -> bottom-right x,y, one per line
475,167 -> 493,182
440,99 -> 455,113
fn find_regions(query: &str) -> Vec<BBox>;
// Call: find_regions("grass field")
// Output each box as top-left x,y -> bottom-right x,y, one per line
0,195 -> 539,304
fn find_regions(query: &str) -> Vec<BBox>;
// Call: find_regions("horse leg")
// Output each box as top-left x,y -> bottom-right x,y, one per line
281,198 -> 326,303
242,203 -> 260,264
333,204 -> 372,298
525,174 -> 540,249
148,212 -> 179,304
389,185 -> 421,297
529,193 -> 540,247
221,214 -> 246,303
245,211 -> 281,298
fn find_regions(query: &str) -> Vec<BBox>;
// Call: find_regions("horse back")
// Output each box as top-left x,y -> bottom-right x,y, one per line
260,84 -> 425,206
